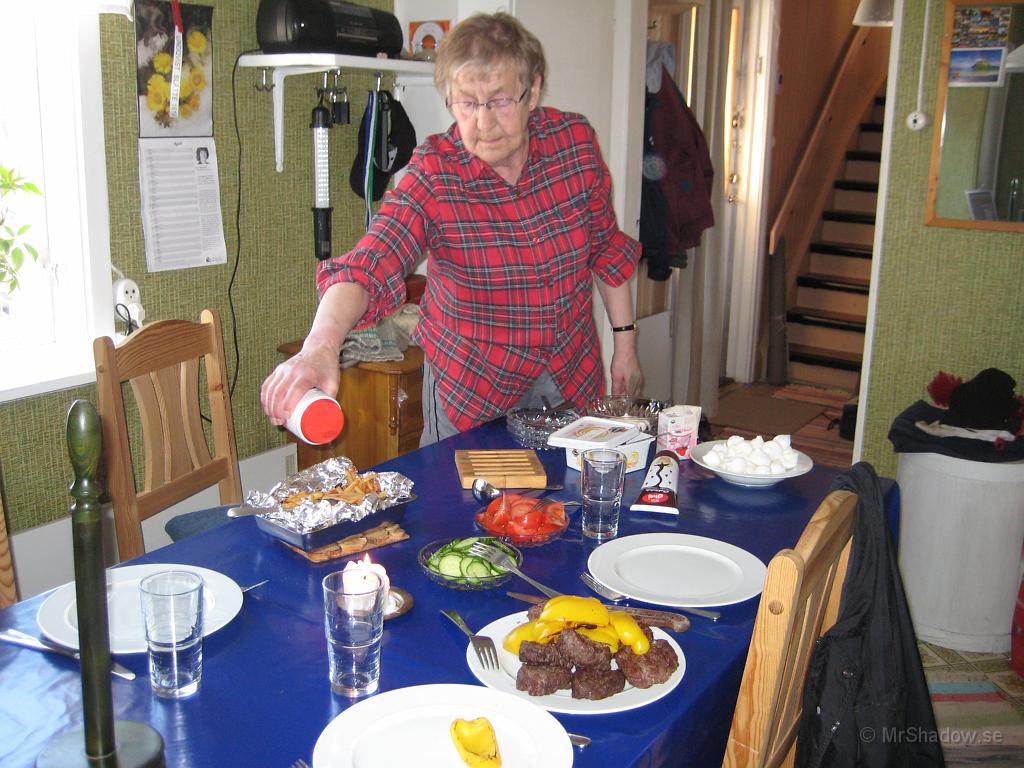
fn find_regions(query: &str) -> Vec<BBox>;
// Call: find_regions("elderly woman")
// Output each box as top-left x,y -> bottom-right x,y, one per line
262,12 -> 642,445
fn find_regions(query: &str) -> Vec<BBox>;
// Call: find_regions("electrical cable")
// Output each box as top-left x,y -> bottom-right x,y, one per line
907,0 -> 933,130
227,49 -> 261,397
114,302 -> 137,335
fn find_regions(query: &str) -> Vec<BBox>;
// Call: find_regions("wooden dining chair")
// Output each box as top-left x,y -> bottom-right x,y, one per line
722,488 -> 858,768
0,484 -> 18,608
94,308 -> 242,562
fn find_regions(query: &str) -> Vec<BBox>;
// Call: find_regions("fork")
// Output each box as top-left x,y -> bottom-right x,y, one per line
467,542 -> 562,599
441,610 -> 499,671
288,759 -> 310,768
579,572 -> 722,621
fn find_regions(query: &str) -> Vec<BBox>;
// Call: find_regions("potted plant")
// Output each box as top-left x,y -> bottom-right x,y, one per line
0,164 -> 42,314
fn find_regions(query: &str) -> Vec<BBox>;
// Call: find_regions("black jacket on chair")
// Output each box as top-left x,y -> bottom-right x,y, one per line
795,463 -> 945,767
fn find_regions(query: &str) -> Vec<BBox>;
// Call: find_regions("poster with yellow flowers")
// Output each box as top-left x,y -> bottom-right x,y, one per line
135,0 -> 213,137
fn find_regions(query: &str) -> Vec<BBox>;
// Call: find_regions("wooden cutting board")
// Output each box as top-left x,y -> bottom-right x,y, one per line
454,449 -> 548,489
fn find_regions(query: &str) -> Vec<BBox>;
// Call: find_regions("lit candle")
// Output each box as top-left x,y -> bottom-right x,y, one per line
341,554 -> 390,599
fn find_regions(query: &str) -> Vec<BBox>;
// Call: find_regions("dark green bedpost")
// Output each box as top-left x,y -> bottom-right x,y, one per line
37,399 -> 164,768
66,398 -> 115,756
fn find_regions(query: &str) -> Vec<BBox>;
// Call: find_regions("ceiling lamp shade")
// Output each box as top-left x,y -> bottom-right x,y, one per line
854,0 -> 894,27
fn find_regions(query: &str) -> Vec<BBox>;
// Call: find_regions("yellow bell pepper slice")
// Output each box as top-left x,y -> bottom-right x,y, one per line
576,624 -> 620,653
609,610 -> 651,655
538,595 -> 609,627
501,618 -> 566,655
450,717 -> 501,767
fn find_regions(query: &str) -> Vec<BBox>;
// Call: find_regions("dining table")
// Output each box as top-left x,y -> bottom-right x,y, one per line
0,418 -> 898,767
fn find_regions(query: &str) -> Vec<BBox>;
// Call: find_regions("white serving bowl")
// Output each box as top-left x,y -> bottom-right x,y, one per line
689,439 -> 814,488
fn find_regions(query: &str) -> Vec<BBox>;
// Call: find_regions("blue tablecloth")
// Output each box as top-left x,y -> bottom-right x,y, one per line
0,419 -> 895,767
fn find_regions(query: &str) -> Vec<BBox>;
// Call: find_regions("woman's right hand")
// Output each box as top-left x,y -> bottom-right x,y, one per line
260,342 -> 341,427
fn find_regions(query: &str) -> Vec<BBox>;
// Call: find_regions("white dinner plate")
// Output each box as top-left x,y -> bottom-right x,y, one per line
36,563 -> 243,654
467,611 -> 685,715
690,440 -> 813,487
588,533 -> 768,608
312,683 -> 572,768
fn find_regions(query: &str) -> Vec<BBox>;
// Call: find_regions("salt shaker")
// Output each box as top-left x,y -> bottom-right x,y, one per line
285,388 -> 345,445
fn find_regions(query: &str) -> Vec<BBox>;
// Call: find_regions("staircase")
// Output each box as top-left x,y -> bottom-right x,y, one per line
786,97 -> 883,392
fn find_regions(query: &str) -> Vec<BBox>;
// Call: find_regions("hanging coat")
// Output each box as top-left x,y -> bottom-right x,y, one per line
639,64 -> 714,281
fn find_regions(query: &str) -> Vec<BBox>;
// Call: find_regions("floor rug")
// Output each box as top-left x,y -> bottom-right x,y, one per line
709,389 -> 823,437
926,667 -> 1024,765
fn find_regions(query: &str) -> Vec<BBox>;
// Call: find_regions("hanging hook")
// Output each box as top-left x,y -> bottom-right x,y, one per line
375,71 -> 383,92
254,68 -> 274,93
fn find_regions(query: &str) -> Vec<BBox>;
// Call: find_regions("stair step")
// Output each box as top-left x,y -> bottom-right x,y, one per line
797,273 -> 870,294
809,240 -> 873,259
822,209 -> 875,225
846,150 -> 881,162
786,322 -> 865,355
821,218 -> 874,245
789,361 -> 862,391
787,307 -> 866,332
859,122 -> 883,133
834,180 -> 879,193
788,343 -> 862,371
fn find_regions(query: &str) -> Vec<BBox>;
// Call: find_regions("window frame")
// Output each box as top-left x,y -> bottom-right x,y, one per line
0,10 -> 114,403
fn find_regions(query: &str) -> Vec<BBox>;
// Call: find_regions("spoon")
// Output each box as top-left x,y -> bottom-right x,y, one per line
470,478 -> 571,507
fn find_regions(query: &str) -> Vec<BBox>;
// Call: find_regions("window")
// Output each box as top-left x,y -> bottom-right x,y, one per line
0,6 -> 115,402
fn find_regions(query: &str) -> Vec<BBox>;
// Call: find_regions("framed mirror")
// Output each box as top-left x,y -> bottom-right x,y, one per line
926,0 -> 1024,231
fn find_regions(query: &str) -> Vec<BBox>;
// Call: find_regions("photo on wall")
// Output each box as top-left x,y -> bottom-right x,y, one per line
135,0 -> 214,137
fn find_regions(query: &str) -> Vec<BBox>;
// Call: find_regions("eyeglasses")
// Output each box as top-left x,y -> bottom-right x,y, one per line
447,86 -> 529,118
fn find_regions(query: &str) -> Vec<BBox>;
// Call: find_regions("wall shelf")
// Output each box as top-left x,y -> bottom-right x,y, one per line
238,53 -> 435,172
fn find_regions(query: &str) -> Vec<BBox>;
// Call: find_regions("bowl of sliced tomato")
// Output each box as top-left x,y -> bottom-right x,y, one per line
474,493 -> 570,547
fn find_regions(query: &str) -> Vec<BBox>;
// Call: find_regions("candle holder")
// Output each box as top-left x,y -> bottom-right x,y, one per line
37,400 -> 164,768
384,586 -> 413,620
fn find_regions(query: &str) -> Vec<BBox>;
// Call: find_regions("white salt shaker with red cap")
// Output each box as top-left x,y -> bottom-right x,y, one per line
285,388 -> 345,445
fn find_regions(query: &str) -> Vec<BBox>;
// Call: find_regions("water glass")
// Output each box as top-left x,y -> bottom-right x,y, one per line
581,448 -> 627,540
322,570 -> 387,697
139,570 -> 204,699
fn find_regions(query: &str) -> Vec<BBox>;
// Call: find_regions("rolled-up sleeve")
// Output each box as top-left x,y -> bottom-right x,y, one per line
584,128 -> 640,287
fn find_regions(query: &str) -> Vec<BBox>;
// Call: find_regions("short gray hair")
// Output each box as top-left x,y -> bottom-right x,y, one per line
434,12 -> 547,101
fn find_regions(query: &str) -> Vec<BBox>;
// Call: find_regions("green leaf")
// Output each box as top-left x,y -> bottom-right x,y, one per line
16,223 -> 30,236
25,243 -> 38,260
12,247 -> 24,269
21,182 -> 42,195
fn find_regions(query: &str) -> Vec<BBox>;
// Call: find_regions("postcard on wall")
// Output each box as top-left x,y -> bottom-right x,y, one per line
139,137 -> 227,272
948,47 -> 1007,87
135,0 -> 214,138
951,6 -> 1011,49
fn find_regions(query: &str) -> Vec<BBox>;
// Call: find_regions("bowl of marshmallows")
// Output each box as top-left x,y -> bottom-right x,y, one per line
689,434 -> 813,488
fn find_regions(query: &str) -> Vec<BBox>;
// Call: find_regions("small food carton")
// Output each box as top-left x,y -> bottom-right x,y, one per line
564,431 -> 656,473
547,416 -> 644,472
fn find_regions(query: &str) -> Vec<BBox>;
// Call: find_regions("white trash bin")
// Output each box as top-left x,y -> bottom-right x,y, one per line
897,451 -> 1024,653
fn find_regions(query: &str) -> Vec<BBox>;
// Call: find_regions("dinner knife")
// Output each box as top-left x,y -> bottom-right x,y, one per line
0,629 -> 136,681
506,591 -> 690,633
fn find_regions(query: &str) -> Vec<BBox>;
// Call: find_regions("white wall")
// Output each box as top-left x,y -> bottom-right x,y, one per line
9,444 -> 295,599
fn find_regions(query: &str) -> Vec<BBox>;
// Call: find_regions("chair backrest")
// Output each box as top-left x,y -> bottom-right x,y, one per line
0,485 -> 18,608
723,488 -> 858,768
94,308 -> 242,561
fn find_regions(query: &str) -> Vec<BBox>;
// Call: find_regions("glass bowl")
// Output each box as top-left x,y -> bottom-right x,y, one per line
474,498 -> 570,548
417,536 -> 523,590
505,406 -> 582,449
587,396 -> 673,433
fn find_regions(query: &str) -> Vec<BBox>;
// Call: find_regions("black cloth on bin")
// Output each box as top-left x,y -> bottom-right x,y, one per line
888,400 -> 1024,462
795,462 -> 945,768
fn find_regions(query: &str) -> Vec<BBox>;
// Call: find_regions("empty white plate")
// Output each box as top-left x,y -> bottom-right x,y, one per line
588,533 -> 767,608
36,563 -> 243,654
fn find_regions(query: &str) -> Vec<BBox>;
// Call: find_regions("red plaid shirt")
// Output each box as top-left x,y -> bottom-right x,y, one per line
317,107 -> 640,431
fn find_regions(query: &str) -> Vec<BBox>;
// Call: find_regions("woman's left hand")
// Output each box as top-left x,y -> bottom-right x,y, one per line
610,345 -> 642,396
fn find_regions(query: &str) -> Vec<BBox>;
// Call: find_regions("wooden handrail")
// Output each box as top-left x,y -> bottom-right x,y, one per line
768,26 -> 891,291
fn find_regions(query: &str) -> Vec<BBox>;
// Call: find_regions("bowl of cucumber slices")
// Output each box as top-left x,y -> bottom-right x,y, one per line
418,536 -> 523,590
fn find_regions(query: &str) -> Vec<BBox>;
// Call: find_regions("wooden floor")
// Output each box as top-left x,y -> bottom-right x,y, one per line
710,381 -> 855,470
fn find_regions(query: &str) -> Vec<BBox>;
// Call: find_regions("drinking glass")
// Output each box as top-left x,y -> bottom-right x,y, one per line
322,570 -> 386,697
139,570 -> 204,699
581,448 -> 627,540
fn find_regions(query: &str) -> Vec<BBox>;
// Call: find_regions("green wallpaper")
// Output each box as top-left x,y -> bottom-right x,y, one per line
1,0 -> 395,532
860,0 -> 1024,478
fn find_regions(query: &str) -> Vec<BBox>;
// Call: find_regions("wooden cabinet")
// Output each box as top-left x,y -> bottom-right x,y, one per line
277,341 -> 424,470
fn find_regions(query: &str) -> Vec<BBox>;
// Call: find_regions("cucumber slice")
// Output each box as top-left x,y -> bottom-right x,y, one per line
437,553 -> 464,577
464,560 -> 491,578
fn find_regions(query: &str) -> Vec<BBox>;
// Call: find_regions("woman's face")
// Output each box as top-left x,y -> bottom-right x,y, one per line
448,66 -> 540,181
